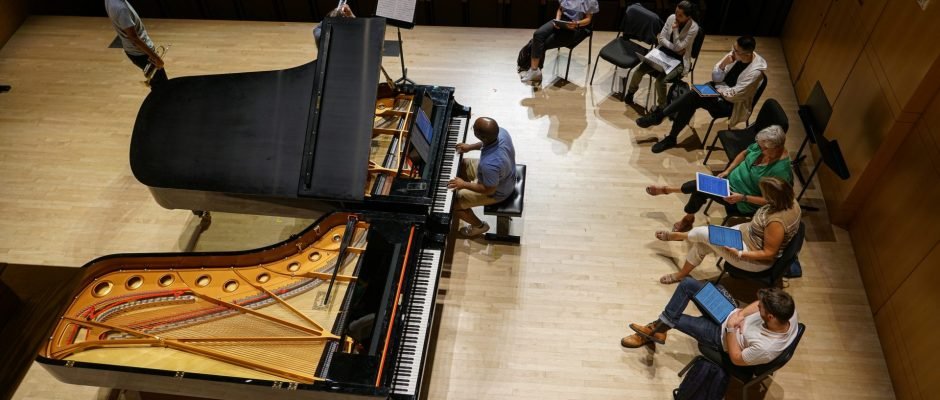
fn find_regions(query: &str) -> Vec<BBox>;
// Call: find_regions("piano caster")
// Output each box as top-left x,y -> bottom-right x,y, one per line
183,211 -> 212,252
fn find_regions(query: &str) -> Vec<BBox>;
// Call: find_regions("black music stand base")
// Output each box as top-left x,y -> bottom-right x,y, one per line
393,27 -> 415,86
0,85 -> 10,93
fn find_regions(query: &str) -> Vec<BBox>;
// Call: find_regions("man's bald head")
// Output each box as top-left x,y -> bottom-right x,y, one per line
473,117 -> 500,144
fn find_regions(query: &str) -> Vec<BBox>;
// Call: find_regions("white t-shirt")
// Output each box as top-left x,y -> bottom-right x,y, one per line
105,0 -> 154,56
721,310 -> 799,365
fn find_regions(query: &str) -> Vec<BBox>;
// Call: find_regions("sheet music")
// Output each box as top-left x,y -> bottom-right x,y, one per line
376,0 -> 417,24
693,283 -> 736,324
644,48 -> 681,74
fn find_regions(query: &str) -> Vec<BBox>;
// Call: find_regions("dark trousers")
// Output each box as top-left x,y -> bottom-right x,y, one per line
658,277 -> 724,351
126,52 -> 167,87
680,180 -> 733,215
662,91 -> 733,139
531,21 -> 584,63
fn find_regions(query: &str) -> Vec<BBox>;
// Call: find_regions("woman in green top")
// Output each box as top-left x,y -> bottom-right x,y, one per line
645,125 -> 791,232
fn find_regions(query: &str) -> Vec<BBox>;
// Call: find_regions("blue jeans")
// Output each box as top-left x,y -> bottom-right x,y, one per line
658,277 -> 724,351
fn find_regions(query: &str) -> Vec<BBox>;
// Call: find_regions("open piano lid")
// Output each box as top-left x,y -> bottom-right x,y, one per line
129,18 -> 386,202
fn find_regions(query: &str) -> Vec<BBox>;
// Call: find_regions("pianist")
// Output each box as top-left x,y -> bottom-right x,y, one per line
448,117 -> 517,238
105,0 -> 167,87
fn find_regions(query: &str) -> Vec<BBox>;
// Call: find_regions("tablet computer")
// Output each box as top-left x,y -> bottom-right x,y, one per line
693,84 -> 720,97
708,224 -> 744,250
696,172 -> 730,197
693,282 -> 736,324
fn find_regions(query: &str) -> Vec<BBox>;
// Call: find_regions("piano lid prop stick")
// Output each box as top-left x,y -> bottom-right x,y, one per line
323,215 -> 358,305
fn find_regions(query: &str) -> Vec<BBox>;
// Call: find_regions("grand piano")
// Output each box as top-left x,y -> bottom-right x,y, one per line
27,17 -> 468,400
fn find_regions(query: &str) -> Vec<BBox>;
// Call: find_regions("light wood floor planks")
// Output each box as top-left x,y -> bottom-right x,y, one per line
2,16 -> 894,400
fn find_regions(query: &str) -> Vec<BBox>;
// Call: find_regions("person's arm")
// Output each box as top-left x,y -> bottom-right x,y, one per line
657,15 -> 675,49
717,148 -> 748,178
455,142 -> 483,154
341,4 -> 355,17
739,221 -> 784,262
451,179 -> 497,196
671,21 -> 697,56
724,300 -> 759,366
122,26 -> 163,68
712,51 -> 733,83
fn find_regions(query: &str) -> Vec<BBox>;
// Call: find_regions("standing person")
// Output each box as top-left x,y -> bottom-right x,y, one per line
105,0 -> 167,87
448,117 -> 517,237
518,0 -> 600,84
313,2 -> 355,50
624,1 -> 699,108
636,36 -> 766,153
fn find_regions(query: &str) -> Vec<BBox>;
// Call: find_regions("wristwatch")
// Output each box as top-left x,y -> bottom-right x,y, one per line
725,326 -> 735,333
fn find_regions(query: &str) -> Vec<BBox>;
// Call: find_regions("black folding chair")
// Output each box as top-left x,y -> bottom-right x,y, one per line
589,4 -> 662,92
715,222 -> 805,287
699,72 -> 768,149
703,98 -> 789,166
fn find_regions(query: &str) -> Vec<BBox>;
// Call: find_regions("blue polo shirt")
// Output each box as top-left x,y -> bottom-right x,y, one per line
478,128 -> 516,201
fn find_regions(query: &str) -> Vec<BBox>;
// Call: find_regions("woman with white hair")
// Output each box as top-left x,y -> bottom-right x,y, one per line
645,125 -> 791,251
652,176 -> 801,284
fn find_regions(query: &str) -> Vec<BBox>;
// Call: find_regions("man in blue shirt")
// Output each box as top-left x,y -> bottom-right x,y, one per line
448,117 -> 517,237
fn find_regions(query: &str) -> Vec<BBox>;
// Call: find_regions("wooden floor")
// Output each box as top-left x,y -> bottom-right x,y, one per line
2,17 -> 895,400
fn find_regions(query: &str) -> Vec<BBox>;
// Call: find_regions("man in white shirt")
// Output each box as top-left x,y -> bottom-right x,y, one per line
105,0 -> 167,87
621,277 -> 798,367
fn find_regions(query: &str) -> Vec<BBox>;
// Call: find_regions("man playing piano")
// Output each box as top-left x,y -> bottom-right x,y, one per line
448,117 -> 517,237
105,0 -> 167,87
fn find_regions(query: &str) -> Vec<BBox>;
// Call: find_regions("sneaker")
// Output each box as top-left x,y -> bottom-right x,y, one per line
635,108 -> 664,128
520,68 -> 542,84
459,222 -> 490,238
651,136 -> 677,153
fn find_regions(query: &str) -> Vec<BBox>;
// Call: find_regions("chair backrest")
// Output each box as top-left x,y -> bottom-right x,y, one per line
750,98 -> 788,134
750,323 -> 806,377
690,25 -> 706,60
620,3 -> 662,45
751,72 -> 768,109
768,221 -> 805,284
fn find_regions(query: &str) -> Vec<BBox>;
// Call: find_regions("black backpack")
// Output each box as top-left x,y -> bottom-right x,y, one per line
673,357 -> 729,400
665,80 -> 690,120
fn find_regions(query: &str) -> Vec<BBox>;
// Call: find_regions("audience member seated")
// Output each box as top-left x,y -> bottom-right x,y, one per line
645,125 -> 790,234
637,36 -> 766,153
651,176 -> 801,284
518,0 -> 600,84
448,117 -> 517,237
621,279 -> 800,369
313,3 -> 355,50
624,1 -> 700,108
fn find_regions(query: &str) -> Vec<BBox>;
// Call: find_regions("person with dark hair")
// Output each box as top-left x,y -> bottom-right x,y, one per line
637,35 -> 767,153
624,1 -> 699,108
105,0 -> 167,87
313,2 -> 355,50
648,175 -> 800,284
448,117 -> 517,237
518,0 -> 600,84
621,279 -> 799,367
645,125 -> 791,234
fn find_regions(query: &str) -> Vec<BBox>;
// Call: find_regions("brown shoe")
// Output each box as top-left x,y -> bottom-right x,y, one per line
621,333 -> 650,348
629,322 -> 668,344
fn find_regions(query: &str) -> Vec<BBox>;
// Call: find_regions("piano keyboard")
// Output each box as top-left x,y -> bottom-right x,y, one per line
432,116 -> 467,214
390,248 -> 441,397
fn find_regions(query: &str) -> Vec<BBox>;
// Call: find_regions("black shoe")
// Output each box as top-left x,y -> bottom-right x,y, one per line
651,137 -> 677,153
636,108 -> 664,128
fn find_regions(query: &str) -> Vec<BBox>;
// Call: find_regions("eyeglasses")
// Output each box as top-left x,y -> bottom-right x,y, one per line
732,45 -> 753,56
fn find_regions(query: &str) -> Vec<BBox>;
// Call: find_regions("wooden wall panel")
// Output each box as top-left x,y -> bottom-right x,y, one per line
859,125 -> 940,301
875,302 -> 920,400
848,220 -> 887,312
0,0 -> 28,50
780,0 -> 830,85
869,0 -> 940,114
816,47 -> 896,210
794,0 -> 886,101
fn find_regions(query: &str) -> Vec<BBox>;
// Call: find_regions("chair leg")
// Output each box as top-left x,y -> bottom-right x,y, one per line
702,132 -> 721,165
701,118 -> 718,148
703,199 -> 713,216
590,54 -> 601,84
721,214 -> 731,226
678,355 -> 704,377
565,48 -> 573,81
609,66 -> 618,92
714,260 -> 727,284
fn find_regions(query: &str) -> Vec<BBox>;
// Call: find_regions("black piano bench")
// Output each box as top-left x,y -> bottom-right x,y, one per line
483,164 -> 527,243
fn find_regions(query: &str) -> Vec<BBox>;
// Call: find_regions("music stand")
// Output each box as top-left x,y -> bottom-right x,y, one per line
0,85 -> 10,93
375,0 -> 418,85
795,121 -> 850,211
793,82 -> 831,185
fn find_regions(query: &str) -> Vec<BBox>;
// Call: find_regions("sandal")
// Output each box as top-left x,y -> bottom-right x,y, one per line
655,231 -> 672,241
672,217 -> 694,232
659,273 -> 681,284
645,185 -> 668,196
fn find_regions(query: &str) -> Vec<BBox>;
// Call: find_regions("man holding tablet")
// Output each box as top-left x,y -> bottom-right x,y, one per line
635,36 -> 767,153
621,278 -> 799,369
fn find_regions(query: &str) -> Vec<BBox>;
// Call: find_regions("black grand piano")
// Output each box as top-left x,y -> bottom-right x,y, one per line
11,17 -> 468,400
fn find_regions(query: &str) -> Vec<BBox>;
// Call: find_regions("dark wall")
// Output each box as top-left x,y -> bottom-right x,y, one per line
29,0 -> 791,35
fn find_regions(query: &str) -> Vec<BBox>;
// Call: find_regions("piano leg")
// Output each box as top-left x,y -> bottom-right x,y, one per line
183,211 -> 212,253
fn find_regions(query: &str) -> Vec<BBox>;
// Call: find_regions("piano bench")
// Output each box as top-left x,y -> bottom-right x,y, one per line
483,164 -> 526,243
